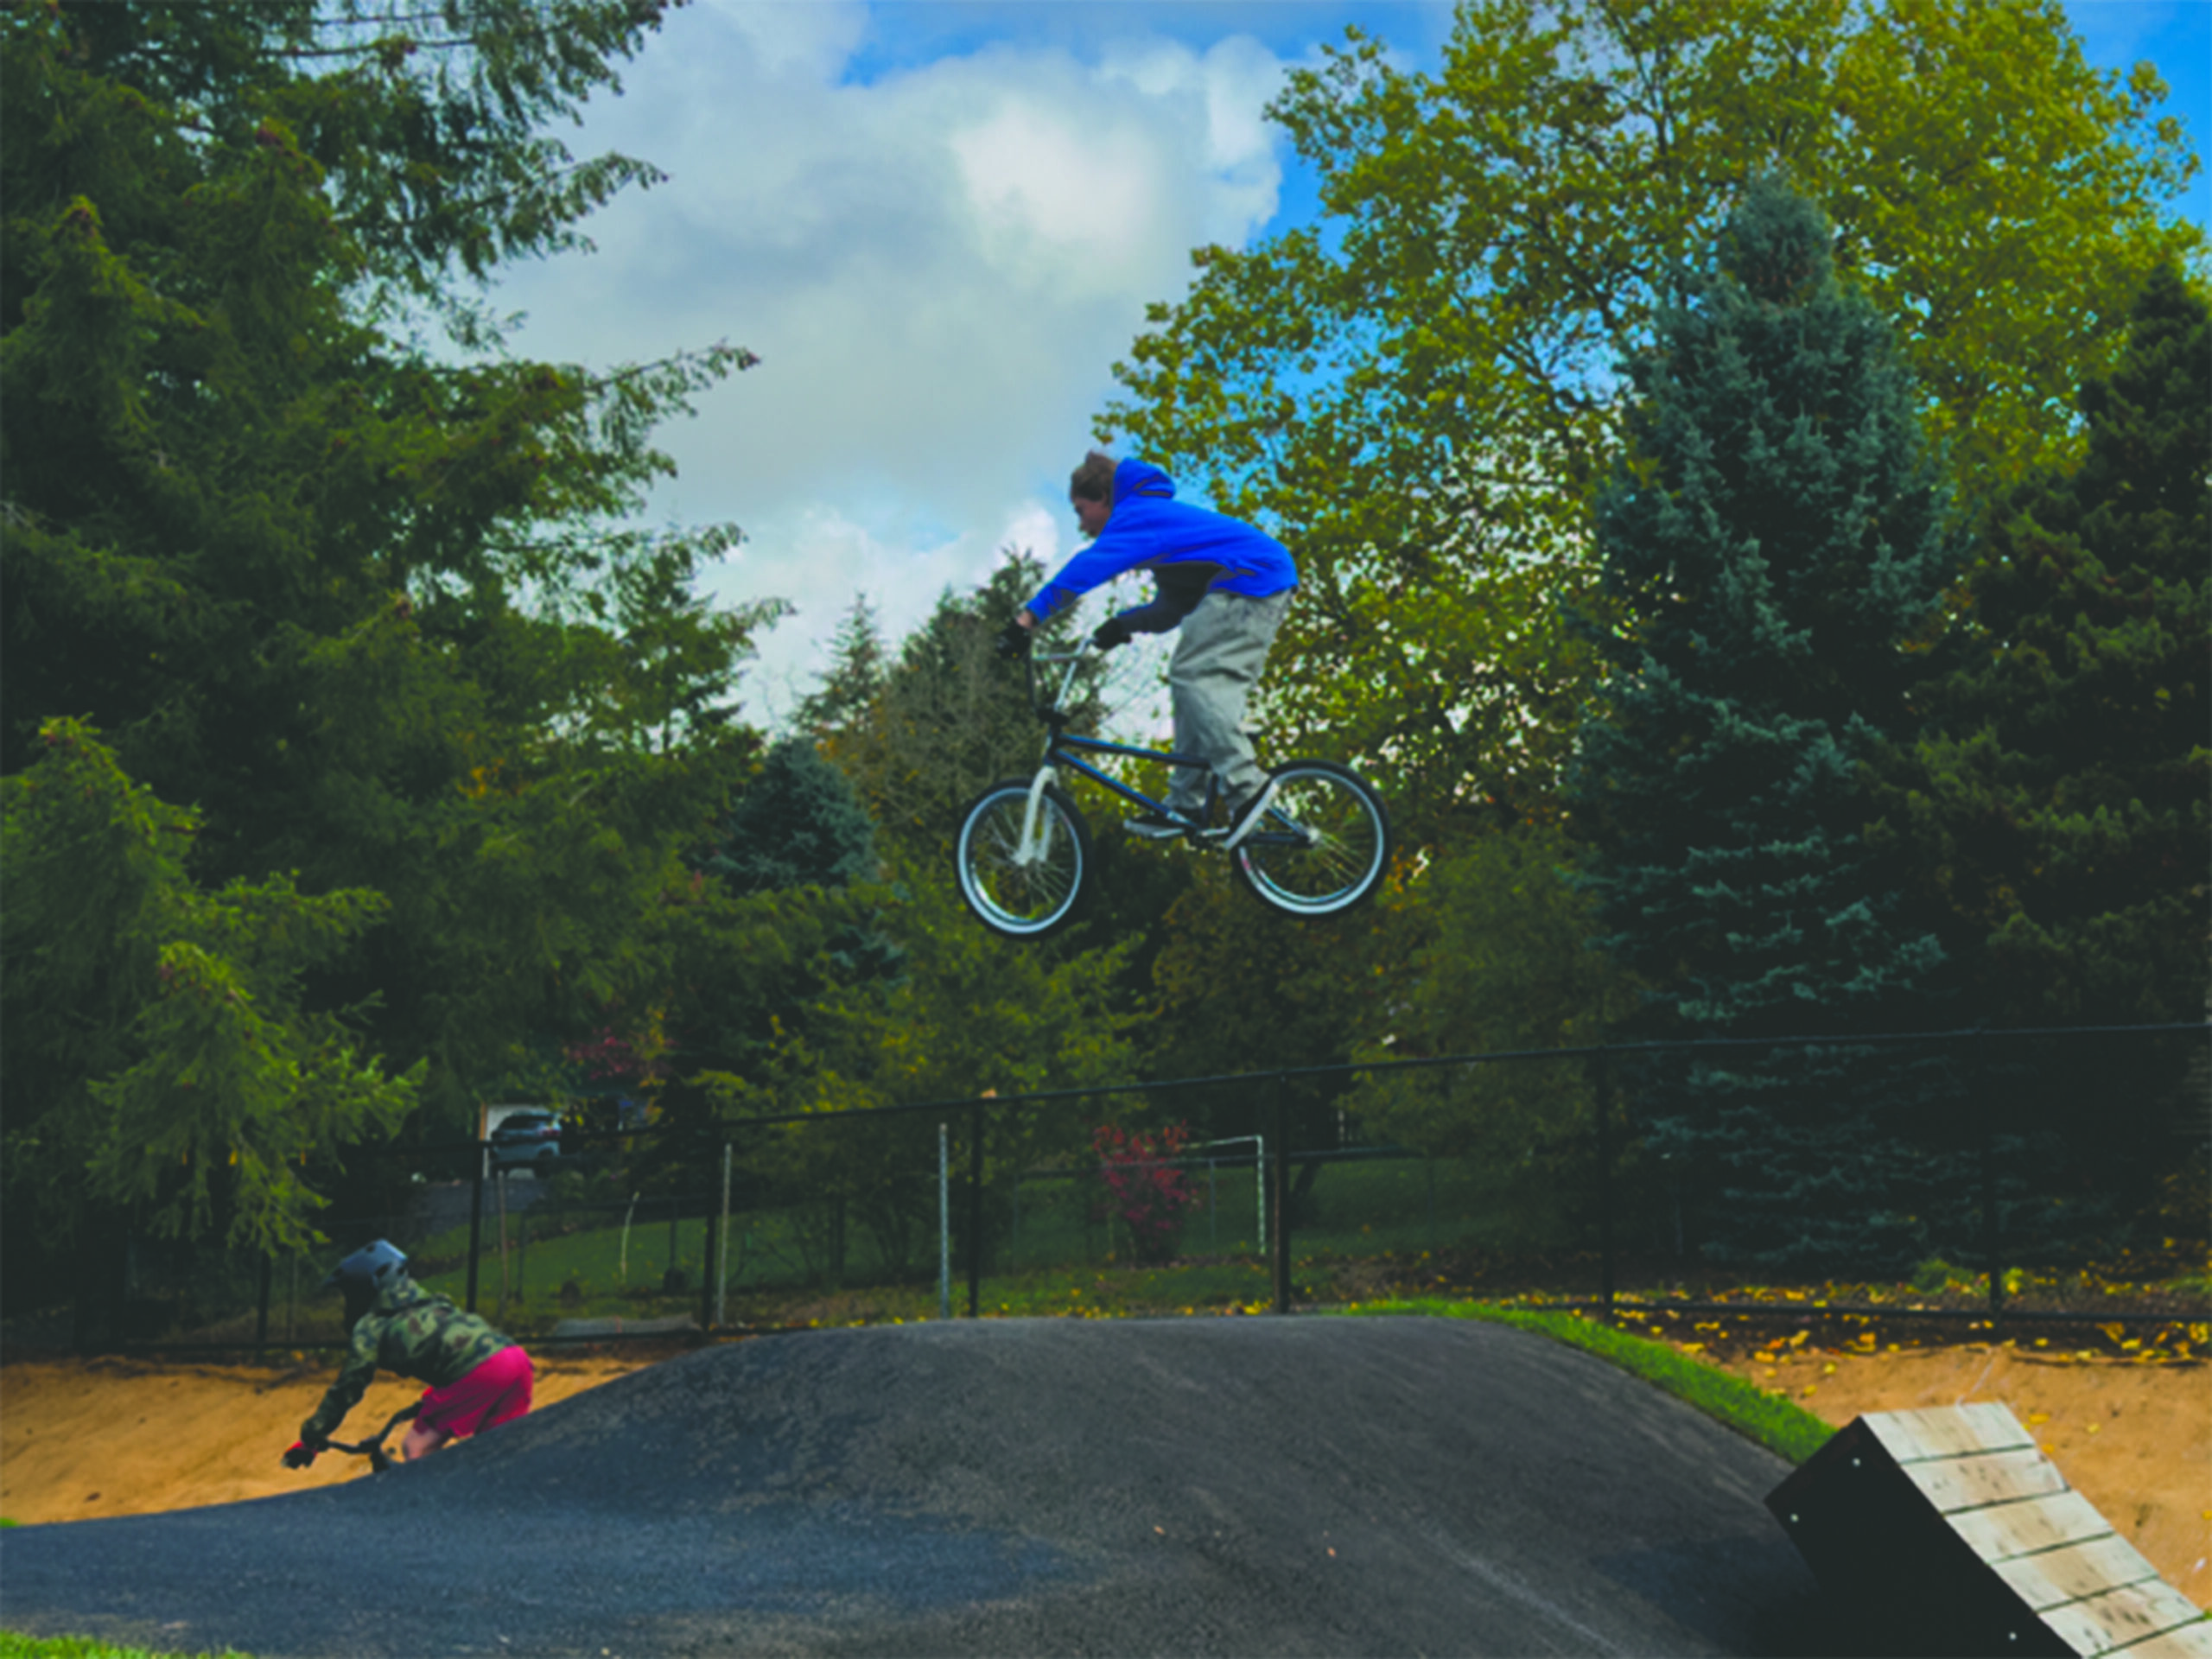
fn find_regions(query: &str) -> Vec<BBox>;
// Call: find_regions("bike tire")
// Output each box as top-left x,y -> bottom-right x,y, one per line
1229,760 -> 1390,918
956,778 -> 1092,938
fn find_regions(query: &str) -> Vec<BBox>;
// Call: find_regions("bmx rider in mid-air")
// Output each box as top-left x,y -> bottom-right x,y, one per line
283,1240 -> 535,1471
999,450 -> 1299,850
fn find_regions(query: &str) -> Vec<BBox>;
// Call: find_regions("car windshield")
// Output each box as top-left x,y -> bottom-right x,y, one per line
497,1114 -> 553,1134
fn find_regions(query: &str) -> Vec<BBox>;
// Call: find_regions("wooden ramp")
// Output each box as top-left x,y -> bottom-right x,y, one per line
1769,1403 -> 2210,1657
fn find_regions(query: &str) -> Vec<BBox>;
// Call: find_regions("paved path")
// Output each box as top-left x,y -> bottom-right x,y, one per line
0,1316 -> 1847,1656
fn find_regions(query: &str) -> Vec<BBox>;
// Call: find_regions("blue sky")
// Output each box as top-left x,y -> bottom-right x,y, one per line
484,1 -> 2210,727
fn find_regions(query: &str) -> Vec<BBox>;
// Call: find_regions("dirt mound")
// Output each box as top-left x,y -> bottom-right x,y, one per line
2,1317 -> 1822,1657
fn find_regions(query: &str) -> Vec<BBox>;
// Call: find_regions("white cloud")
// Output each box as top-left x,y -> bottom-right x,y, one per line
487,3 -> 1297,726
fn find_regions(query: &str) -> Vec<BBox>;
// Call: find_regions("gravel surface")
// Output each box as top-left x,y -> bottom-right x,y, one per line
0,1316 -> 1846,1656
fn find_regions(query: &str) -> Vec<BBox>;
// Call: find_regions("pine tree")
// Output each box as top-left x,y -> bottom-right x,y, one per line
0,3 -> 769,1291
797,594 -> 890,737
1568,177 -> 1966,1270
825,551 -> 1100,861
706,740 -> 880,896
1869,263 -> 2210,1232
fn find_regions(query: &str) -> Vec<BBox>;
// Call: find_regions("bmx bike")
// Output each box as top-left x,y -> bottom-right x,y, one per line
955,645 -> 1390,939
284,1402 -> 420,1475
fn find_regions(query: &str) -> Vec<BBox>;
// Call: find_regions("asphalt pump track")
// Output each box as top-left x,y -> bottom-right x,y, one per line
0,1315 -> 1854,1656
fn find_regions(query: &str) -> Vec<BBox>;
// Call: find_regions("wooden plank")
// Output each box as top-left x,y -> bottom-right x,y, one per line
2039,1580 -> 2210,1656
1899,1446 -> 2071,1513
1864,1402 -> 2034,1463
1990,1535 -> 2164,1612
2106,1614 -> 2212,1658
1950,1490 -> 2115,1562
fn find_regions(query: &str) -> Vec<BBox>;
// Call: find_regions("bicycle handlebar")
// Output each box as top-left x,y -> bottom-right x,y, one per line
289,1402 -> 421,1472
1022,642 -> 1095,721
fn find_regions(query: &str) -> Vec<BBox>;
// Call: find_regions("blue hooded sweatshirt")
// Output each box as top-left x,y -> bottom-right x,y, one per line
1024,459 -> 1296,629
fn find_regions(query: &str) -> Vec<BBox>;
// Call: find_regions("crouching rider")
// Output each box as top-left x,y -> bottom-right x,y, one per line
283,1240 -> 535,1469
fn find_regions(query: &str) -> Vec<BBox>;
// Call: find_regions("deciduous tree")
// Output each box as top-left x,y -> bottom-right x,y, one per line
1102,0 -> 2202,836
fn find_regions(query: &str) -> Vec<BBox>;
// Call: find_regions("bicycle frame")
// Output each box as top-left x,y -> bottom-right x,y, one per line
1015,650 -> 1214,862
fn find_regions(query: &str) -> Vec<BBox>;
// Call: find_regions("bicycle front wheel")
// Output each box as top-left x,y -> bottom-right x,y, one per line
1230,760 -> 1389,918
957,779 -> 1092,938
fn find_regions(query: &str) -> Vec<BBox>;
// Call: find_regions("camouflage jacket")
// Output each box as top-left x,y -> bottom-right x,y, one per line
302,1284 -> 515,1444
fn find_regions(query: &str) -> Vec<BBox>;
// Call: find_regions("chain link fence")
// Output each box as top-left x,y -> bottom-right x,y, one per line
55,1023 -> 2209,1354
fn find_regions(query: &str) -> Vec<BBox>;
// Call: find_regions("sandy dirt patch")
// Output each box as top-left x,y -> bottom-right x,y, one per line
1707,1338 -> 2211,1609
3,1332 -> 2206,1610
0,1348 -> 656,1524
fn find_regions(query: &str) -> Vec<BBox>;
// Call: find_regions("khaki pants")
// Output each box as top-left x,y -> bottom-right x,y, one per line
1163,588 -> 1292,817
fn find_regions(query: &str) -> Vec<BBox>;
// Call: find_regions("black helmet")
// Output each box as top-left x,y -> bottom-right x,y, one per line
325,1239 -> 410,1305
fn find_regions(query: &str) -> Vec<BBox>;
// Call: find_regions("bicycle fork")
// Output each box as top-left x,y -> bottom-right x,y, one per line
1015,765 -> 1058,865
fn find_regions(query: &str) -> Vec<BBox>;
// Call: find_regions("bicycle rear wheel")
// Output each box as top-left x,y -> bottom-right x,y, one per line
957,778 -> 1092,938
1230,760 -> 1389,918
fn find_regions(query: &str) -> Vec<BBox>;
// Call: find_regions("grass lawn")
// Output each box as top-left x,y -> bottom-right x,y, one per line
1330,1298 -> 1837,1464
0,1638 -> 247,1659
385,1151 -> 1594,1335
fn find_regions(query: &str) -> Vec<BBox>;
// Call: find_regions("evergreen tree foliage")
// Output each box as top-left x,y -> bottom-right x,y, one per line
0,2 -> 779,1283
1568,178 -> 1966,1270
3,720 -> 419,1256
705,740 -> 880,896
795,594 -> 889,737
819,551 -> 1099,861
1868,263 -> 2210,1236
1876,264 -> 2210,1028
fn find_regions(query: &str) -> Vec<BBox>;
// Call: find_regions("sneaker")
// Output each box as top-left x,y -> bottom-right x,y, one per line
1123,810 -> 1193,840
1219,779 -> 1279,851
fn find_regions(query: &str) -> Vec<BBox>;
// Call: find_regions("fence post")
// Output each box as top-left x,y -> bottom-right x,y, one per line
968,1100 -> 985,1319
1270,1075 -> 1291,1314
465,1138 -> 486,1313
701,1173 -> 720,1331
1594,1052 -> 1616,1324
1982,1121 -> 2004,1325
715,1140 -> 732,1330
938,1122 -> 951,1321
495,1166 -> 512,1317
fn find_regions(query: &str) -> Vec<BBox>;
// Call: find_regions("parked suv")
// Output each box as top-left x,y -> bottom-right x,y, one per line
488,1109 -> 560,1177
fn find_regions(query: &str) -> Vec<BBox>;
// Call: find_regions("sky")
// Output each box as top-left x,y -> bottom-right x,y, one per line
483,0 -> 2212,729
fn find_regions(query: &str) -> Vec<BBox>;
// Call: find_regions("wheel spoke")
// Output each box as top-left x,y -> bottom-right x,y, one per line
1233,764 -> 1387,917
957,784 -> 1090,937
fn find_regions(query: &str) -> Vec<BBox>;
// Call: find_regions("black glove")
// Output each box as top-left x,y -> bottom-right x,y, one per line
1091,615 -> 1135,652
994,620 -> 1032,661
283,1440 -> 320,1469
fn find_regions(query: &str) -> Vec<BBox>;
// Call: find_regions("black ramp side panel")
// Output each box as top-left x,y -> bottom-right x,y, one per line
0,1317 -> 1835,1657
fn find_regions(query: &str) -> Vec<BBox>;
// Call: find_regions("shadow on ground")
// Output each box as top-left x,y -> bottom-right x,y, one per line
0,1316 -> 1869,1656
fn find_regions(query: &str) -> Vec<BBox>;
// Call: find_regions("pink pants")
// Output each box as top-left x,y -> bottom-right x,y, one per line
416,1345 -> 534,1440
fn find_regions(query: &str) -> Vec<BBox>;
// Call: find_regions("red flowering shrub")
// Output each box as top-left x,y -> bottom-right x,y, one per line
1093,1121 -> 1200,1263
